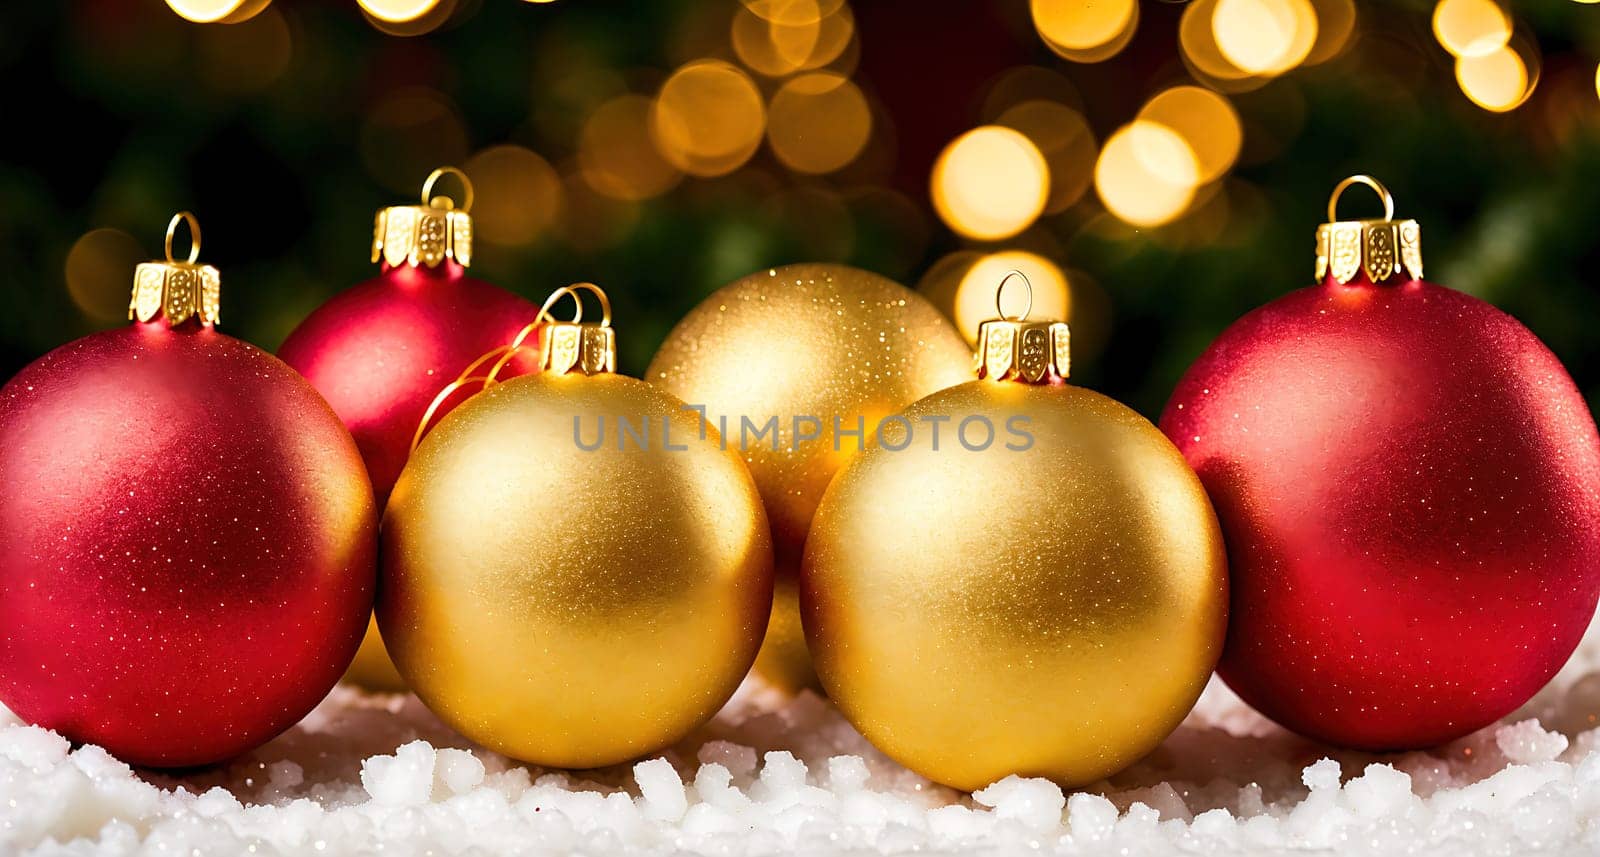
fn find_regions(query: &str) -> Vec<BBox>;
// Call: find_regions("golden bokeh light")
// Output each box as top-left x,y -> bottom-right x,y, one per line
732,6 -> 815,77
766,72 -> 872,175
463,145 -> 563,247
1137,86 -> 1241,183
1596,62 -> 1600,101
1212,0 -> 1318,76
651,60 -> 767,178
357,0 -> 439,23
359,0 -> 458,35
995,100 -> 1096,213
1304,0 -> 1357,66
1455,42 -> 1536,112
196,7 -> 292,94
66,229 -> 146,324
579,95 -> 682,201
731,3 -> 854,78
165,0 -> 271,23
932,126 -> 1050,241
1030,0 -> 1140,63
1181,0 -> 1251,81
1432,0 -> 1511,58
742,0 -> 844,26
1094,121 -> 1200,228
787,6 -> 855,71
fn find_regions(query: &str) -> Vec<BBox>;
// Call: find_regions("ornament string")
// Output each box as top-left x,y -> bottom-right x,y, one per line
485,282 -> 611,381
409,283 -> 611,453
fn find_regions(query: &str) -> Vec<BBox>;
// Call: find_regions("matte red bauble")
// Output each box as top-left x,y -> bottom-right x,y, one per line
278,169 -> 541,691
0,214 -> 377,767
1161,177 -> 1600,749
278,167 -> 540,502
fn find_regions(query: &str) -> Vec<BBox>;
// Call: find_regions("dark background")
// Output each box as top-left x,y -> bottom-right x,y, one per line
2,0 -> 1597,417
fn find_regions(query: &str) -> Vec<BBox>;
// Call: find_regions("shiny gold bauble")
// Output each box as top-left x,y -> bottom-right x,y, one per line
802,380 -> 1228,790
380,372 -> 774,767
343,616 -> 407,692
646,263 -> 971,691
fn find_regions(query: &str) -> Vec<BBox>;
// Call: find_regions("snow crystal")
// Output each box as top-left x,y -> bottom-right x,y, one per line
359,739 -> 435,805
635,757 -> 687,822
1496,719 -> 1570,764
5,617 -> 1600,854
972,775 -> 1065,831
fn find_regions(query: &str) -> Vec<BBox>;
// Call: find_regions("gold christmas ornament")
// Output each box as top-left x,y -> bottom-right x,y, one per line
646,263 -> 972,692
802,272 -> 1228,791
380,285 -> 774,767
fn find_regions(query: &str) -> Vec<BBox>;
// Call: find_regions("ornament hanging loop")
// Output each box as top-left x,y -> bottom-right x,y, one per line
165,211 -> 202,265
508,282 -> 614,351
1327,175 -> 1394,223
421,166 -> 474,213
995,270 -> 1033,322
532,285 -> 584,331
558,282 -> 612,328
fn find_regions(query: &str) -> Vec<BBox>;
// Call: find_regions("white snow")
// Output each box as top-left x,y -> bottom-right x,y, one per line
7,618 -> 1600,855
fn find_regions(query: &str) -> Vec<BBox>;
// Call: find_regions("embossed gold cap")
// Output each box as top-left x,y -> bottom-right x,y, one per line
1315,174 -> 1423,285
372,166 -> 475,269
974,270 -> 1070,384
535,283 -> 617,376
410,282 -> 618,453
129,211 -> 221,327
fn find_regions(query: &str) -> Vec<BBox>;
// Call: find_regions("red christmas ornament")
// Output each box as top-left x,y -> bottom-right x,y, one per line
0,214 -> 377,767
278,167 -> 541,502
1161,177 -> 1600,749
279,168 -> 540,691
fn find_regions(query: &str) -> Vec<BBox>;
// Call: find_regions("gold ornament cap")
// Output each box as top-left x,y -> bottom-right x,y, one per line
411,283 -> 618,454
974,270 -> 1071,384
535,283 -> 617,376
1315,175 -> 1423,285
372,166 -> 475,269
130,211 -> 221,327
